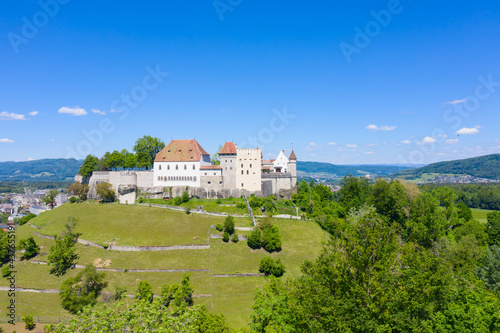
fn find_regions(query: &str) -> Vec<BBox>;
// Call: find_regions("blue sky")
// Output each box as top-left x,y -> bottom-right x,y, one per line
1,1 -> 499,165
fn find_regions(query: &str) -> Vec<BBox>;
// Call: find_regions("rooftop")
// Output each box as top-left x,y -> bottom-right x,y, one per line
219,142 -> 237,155
155,140 -> 209,162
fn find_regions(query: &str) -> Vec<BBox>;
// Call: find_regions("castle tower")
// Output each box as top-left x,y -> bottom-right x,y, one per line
219,142 -> 237,189
288,150 -> 297,187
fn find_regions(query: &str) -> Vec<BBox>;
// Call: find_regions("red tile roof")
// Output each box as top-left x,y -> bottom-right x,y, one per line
200,165 -> 223,170
155,140 -> 209,162
219,142 -> 237,155
289,150 -> 297,160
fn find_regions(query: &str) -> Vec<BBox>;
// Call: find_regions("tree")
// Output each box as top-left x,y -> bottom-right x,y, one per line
259,257 -> 285,277
22,314 -> 35,330
160,274 -> 194,315
67,182 -> 89,201
0,230 -> 11,267
48,217 -> 81,276
262,225 -> 282,252
18,237 -> 39,260
121,149 -> 137,170
223,215 -> 235,235
476,245 -> 500,292
248,228 -> 262,249
79,155 -> 99,178
18,213 -> 36,226
338,174 -> 371,214
133,135 -> 165,170
211,145 -> 222,165
42,189 -> 59,209
107,150 -> 124,170
487,211 -> 500,246
135,281 -> 154,303
181,191 -> 190,203
96,182 -> 116,202
60,264 -> 108,314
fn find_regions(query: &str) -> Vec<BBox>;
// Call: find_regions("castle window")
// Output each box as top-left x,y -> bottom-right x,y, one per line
157,176 -> 160,180
208,181 -> 211,184
159,165 -> 162,170
247,170 -> 249,175
241,170 -> 243,175
225,160 -> 227,163
219,181 -> 222,184
241,164 -> 243,168
193,165 -> 195,170
250,164 -> 252,168
230,167 -> 232,170
214,172 -> 216,175
241,183 -> 244,187
176,165 -> 178,170
205,172 -> 207,176
167,165 -> 170,170
194,176 -> 197,181
184,165 -> 187,170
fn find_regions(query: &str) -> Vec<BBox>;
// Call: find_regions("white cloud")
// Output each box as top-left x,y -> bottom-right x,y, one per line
0,138 -> 14,143
438,134 -> 448,138
400,140 -> 411,144
367,143 -> 379,147
445,139 -> 460,144
444,99 -> 467,105
29,111 -> 39,117
346,144 -> 358,148
27,157 -> 34,161
455,127 -> 480,135
92,109 -> 106,115
58,106 -> 87,116
0,111 -> 27,120
328,142 -> 336,146
51,138 -> 55,142
309,142 -> 316,146
434,153 -> 445,156
110,109 -> 122,113
419,137 -> 436,144
366,124 -> 397,131
365,151 -> 374,155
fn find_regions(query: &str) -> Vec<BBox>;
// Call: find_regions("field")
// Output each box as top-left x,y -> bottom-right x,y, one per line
471,208 -> 495,223
1,202 -> 327,329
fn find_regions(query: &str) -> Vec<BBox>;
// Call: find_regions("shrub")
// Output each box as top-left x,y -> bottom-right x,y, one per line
216,199 -> 222,204
259,257 -> 285,277
216,224 -> 223,232
96,182 -> 116,202
18,236 -> 40,260
186,208 -> 191,215
247,229 -> 262,249
222,231 -> 230,243
69,196 -> 79,203
2,265 -> 11,277
231,233 -> 239,243
22,315 -> 35,330
135,281 -> 154,303
18,213 -> 36,226
172,197 -> 183,205
223,216 -> 235,235
262,225 -> 282,252
114,286 -> 127,300
182,191 -> 190,203
237,202 -> 247,210
138,196 -> 144,203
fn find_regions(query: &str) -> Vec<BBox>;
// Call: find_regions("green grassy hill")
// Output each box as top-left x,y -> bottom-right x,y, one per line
391,154 -> 500,180
2,202 -> 327,328
0,158 -> 82,182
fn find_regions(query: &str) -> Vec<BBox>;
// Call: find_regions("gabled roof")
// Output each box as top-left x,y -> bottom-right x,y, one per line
155,140 -> 209,162
219,142 -> 237,155
289,150 -> 297,160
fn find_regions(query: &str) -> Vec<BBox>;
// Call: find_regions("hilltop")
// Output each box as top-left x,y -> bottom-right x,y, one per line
0,158 -> 82,182
298,161 -> 418,178
391,154 -> 500,181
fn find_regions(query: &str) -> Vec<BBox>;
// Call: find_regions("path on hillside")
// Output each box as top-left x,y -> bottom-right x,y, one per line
29,261 -> 210,272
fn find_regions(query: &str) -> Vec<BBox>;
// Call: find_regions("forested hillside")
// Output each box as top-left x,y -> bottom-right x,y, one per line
0,158 -> 81,181
298,161 -> 417,177
393,154 -> 500,180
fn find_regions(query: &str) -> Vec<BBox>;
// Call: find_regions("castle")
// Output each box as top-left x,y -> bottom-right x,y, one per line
84,140 -> 297,204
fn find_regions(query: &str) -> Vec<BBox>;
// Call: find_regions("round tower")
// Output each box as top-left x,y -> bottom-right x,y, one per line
288,150 -> 297,187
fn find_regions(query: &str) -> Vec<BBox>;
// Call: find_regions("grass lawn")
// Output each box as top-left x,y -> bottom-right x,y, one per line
29,202 -> 226,246
143,197 -> 250,215
471,208 -> 496,223
7,202 -> 327,328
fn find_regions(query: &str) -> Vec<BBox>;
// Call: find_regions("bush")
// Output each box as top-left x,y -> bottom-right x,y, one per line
18,236 -> 40,260
247,229 -> 262,249
69,196 -> 79,203
216,199 -> 222,204
2,265 -> 11,277
182,191 -> 190,203
22,315 -> 35,330
259,257 -> 285,277
114,286 -> 127,300
18,213 -> 36,226
216,224 -> 223,232
186,208 -> 191,215
262,225 -> 282,252
172,197 -> 183,205
135,281 -> 154,303
237,202 -> 247,210
96,182 -> 116,202
222,231 -> 230,243
231,233 -> 239,243
223,216 -> 235,235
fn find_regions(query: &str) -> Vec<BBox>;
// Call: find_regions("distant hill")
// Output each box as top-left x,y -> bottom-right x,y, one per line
297,161 -> 418,178
0,158 -> 82,182
391,154 -> 500,180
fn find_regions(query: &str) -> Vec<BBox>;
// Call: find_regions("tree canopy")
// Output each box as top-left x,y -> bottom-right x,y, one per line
133,135 -> 165,170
